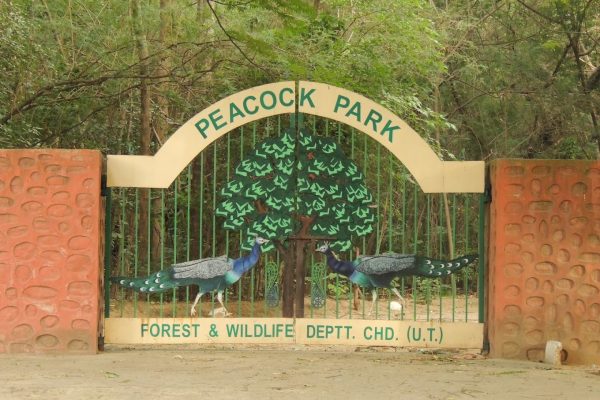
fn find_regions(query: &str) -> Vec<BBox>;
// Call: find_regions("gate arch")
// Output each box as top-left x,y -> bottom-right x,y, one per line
107,81 -> 483,193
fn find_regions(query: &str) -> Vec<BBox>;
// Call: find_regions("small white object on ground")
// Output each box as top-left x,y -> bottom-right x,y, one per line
544,340 -> 563,366
208,306 -> 232,317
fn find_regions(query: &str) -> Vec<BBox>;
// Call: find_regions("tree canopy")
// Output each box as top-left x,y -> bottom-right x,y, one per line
216,127 -> 375,252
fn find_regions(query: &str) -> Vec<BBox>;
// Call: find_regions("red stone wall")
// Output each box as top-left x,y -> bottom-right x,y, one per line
0,150 -> 101,353
489,159 -> 600,364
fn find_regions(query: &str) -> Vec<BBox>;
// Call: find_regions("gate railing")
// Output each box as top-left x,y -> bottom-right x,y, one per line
104,115 -> 484,322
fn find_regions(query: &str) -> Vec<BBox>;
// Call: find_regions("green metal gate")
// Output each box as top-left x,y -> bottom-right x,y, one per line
103,114 -> 485,322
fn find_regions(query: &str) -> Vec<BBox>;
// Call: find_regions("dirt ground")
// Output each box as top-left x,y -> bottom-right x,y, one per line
1,345 -> 598,400
109,295 -> 480,321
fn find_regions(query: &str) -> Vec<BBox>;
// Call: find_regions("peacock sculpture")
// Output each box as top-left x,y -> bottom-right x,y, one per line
316,242 -> 477,314
112,237 -> 269,317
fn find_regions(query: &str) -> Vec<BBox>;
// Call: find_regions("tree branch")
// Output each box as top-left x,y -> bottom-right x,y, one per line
205,0 -> 270,76
586,65 -> 600,92
515,0 -> 559,24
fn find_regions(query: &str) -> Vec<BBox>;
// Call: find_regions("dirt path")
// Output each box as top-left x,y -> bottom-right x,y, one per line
1,346 -> 598,400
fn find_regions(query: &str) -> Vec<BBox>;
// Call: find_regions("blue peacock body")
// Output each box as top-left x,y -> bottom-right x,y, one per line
319,247 -> 478,289
112,237 -> 268,316
317,243 -> 478,312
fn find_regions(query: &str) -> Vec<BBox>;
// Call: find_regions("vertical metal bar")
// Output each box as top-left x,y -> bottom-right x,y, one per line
375,143 -> 381,319
133,188 -> 139,317
362,134 -> 367,256
199,153 -> 204,258
412,188 -> 418,321
388,154 -> 393,320
211,142 -> 217,313
264,254 -> 268,317
335,269 -> 339,319
439,195 -> 443,322
426,195 -> 431,322
186,165 -> 192,311
160,189 -> 165,317
310,254 -> 314,319
173,177 -> 178,317
388,156 -> 393,251
451,193 -> 457,322
225,132 -> 230,310
103,186 -> 112,318
478,193 -> 486,323
198,152 -> 204,314
376,144 -> 381,253
400,175 -> 406,321
465,195 -> 470,322
238,126 -> 244,317
350,126 -> 355,319
362,133 -> 367,318
146,188 -> 151,316
250,123 -> 257,317
119,188 -> 126,317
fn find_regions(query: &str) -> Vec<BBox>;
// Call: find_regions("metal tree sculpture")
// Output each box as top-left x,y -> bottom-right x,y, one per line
216,127 -> 375,317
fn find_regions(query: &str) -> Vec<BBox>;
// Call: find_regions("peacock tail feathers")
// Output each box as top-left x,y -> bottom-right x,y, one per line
111,269 -> 181,293
265,261 -> 280,308
171,255 -> 232,279
413,254 -> 478,277
310,262 -> 327,309
354,253 -> 416,274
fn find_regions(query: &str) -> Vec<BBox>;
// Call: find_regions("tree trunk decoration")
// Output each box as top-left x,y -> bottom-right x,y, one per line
216,127 -> 375,317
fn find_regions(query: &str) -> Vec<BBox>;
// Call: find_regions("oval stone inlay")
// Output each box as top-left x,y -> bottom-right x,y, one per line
23,286 -> 58,299
68,236 -> 91,250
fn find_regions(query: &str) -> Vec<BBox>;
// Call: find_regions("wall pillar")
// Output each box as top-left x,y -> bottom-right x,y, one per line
0,150 -> 102,353
488,159 -> 600,364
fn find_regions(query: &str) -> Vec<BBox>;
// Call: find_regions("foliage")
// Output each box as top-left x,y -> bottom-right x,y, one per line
326,273 -> 350,297
216,127 -> 375,252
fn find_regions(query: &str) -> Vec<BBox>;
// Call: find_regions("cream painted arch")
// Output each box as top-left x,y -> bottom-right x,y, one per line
107,81 -> 484,193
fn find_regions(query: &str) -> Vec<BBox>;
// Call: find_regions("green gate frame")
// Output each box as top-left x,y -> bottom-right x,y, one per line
101,81 -> 487,326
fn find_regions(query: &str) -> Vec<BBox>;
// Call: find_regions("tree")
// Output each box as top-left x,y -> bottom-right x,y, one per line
216,126 -> 375,317
434,0 -> 600,159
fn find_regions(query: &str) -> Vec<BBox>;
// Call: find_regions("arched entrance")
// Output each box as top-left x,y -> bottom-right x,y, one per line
103,81 -> 485,348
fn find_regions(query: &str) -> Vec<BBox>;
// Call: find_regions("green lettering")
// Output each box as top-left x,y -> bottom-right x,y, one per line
299,87 -> 316,108
195,118 -> 209,139
227,324 -> 240,337
172,324 -> 181,338
374,327 -> 383,340
427,327 -> 435,341
243,95 -> 258,115
229,102 -> 245,123
254,323 -> 264,337
162,323 -> 171,337
333,95 -> 350,113
317,325 -> 324,339
285,324 -> 294,338
192,323 -> 201,337
386,327 -> 394,340
380,119 -> 400,143
307,325 -> 315,339
325,326 -> 334,338
364,109 -> 383,132
279,87 -> 294,107
150,324 -> 160,337
182,324 -> 191,338
344,326 -> 352,339
141,323 -> 149,337
345,101 -> 362,121
260,90 -> 277,110
209,108 -> 226,131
